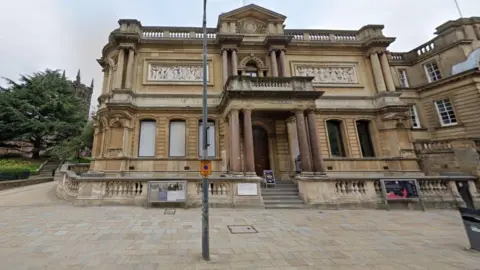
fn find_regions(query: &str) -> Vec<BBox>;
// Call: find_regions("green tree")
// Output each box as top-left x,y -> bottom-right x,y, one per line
0,69 -> 87,158
49,121 -> 94,160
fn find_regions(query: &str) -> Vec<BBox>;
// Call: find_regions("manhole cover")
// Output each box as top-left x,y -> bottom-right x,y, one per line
227,225 -> 258,234
164,208 -> 176,215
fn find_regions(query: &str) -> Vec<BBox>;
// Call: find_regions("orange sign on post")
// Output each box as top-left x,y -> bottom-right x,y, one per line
200,160 -> 211,177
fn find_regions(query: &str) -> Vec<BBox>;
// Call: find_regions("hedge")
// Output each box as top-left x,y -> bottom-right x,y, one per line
0,159 -> 38,181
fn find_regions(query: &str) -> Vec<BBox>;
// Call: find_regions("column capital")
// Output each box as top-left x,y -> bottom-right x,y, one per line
242,108 -> 252,113
294,110 -> 305,116
118,43 -> 137,51
365,48 -> 387,58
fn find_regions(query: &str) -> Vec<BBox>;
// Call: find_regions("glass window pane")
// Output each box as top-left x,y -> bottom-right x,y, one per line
139,121 -> 156,157
169,121 -> 186,156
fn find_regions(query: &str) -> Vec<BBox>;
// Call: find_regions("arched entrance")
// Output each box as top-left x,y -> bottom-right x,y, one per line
253,126 -> 271,176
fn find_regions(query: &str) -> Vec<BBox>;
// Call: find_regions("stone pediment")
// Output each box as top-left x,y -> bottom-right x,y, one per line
218,4 -> 286,22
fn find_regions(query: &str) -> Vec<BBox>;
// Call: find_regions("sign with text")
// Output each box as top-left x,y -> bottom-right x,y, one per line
382,179 -> 419,199
147,181 -> 187,203
237,183 -> 258,196
263,170 -> 276,185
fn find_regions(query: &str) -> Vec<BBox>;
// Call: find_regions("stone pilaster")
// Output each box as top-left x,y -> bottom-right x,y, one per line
369,52 -> 386,92
380,52 -> 396,91
222,49 -> 229,86
270,50 -> 278,77
279,50 -> 287,77
243,109 -> 255,175
124,48 -> 135,89
307,111 -> 325,173
114,48 -> 126,89
295,111 -> 312,172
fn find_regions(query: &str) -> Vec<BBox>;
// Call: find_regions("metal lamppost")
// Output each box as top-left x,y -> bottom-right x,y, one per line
201,0 -> 210,261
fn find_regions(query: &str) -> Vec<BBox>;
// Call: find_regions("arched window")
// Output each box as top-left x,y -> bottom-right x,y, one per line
198,120 -> 216,157
356,120 -> 375,157
138,120 -> 156,157
326,120 -> 346,157
245,63 -> 258,77
169,120 -> 186,157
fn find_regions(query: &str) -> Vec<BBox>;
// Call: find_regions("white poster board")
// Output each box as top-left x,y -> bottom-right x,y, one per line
237,183 -> 258,196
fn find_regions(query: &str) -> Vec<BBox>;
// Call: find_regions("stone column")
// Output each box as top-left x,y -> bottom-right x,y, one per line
307,111 -> 325,173
101,66 -> 109,94
222,49 -> 229,86
270,50 -> 279,77
114,48 -> 126,89
295,111 -> 312,172
106,66 -> 113,93
279,50 -> 287,76
230,110 -> 241,173
231,49 -> 238,76
369,52 -> 386,92
124,48 -> 135,89
243,109 -> 255,175
380,52 -> 396,92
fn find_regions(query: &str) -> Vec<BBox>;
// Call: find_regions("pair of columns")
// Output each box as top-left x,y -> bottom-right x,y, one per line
270,49 -> 287,77
228,109 -> 325,175
369,52 -> 396,92
113,46 -> 136,90
221,48 -> 238,86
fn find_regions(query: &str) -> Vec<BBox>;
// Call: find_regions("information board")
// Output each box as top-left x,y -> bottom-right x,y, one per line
147,181 -> 187,206
263,170 -> 276,187
380,179 -> 425,211
237,183 -> 258,196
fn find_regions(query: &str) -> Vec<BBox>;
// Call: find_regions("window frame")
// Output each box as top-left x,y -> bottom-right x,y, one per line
398,69 -> 409,88
409,105 -> 421,129
325,119 -> 347,157
138,120 -> 157,157
168,119 -> 187,157
424,61 -> 442,83
198,120 -> 216,158
434,98 -> 458,127
355,120 -> 376,158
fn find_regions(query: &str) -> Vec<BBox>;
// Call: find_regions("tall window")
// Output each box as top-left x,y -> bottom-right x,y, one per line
326,120 -> 346,157
398,69 -> 409,87
138,120 -> 156,157
198,120 -> 216,157
409,105 -> 421,129
424,61 -> 442,82
169,120 -> 186,157
434,99 -> 457,126
245,64 -> 258,77
356,120 -> 375,157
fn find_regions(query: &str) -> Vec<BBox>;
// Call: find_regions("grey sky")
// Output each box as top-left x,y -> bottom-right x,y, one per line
0,0 -> 479,110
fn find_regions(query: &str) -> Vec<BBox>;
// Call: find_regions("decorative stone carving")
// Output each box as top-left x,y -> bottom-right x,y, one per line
147,64 -> 207,81
294,66 -> 357,84
235,20 -> 266,34
239,54 -> 267,69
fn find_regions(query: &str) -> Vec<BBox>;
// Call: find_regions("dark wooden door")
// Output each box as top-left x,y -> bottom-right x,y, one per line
253,126 -> 271,177
456,181 -> 475,209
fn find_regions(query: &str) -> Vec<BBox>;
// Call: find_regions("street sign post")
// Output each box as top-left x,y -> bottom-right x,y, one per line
201,0 -> 210,261
200,160 -> 211,177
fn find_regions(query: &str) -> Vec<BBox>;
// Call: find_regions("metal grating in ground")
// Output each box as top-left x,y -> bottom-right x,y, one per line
164,208 -> 176,215
227,225 -> 258,234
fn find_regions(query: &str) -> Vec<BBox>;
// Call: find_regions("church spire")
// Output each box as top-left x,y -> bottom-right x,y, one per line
76,69 -> 81,84
90,78 -> 94,89
62,70 -> 66,80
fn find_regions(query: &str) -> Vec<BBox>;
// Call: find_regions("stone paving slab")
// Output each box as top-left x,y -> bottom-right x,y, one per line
0,183 -> 479,269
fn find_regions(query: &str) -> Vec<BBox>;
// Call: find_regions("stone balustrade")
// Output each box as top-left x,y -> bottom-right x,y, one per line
142,27 -> 217,39
225,76 -> 315,91
297,176 -> 480,209
284,30 -> 358,42
414,140 -> 453,151
55,164 -> 263,207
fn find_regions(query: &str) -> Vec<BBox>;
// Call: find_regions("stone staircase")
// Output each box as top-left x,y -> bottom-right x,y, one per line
261,181 -> 308,209
30,160 -> 61,179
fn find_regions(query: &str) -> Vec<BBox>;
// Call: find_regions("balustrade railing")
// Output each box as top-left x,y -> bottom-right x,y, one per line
196,182 -> 229,196
414,141 -> 452,151
418,179 -> 450,195
226,76 -> 314,91
105,181 -> 144,197
335,180 -> 366,195
285,30 -> 358,42
142,27 -> 217,40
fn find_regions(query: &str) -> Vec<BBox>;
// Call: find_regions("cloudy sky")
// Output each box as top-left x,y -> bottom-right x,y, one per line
0,0 -> 479,110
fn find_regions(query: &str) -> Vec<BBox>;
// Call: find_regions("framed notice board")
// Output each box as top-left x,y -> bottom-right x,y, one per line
380,179 -> 425,211
146,181 -> 187,208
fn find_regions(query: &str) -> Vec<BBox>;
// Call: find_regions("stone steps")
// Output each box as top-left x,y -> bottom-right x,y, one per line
261,181 -> 307,209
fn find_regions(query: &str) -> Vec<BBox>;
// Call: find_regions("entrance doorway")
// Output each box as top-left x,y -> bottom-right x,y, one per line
253,126 -> 271,177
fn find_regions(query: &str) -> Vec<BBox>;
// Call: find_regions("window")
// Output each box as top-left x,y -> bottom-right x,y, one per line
169,120 -> 186,157
409,105 -> 421,128
326,120 -> 346,157
356,120 -> 375,157
434,99 -> 457,126
245,64 -> 258,77
198,120 -> 216,157
398,69 -> 409,87
138,120 -> 156,157
424,61 -> 442,82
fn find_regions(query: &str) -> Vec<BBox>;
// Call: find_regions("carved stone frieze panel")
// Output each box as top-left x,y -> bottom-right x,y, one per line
148,64 -> 207,82
293,64 -> 358,84
235,19 -> 266,34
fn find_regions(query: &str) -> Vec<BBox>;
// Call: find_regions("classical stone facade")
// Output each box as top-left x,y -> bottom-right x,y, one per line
56,5 -> 480,209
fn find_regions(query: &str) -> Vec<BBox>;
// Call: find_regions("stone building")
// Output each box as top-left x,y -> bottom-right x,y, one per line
57,4 -> 480,208
71,70 -> 94,116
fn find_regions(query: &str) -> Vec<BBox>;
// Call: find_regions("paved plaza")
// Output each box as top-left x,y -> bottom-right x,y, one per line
0,182 -> 479,270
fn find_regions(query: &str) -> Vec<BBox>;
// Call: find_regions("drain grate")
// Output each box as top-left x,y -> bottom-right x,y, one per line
164,208 -> 176,215
227,225 -> 258,234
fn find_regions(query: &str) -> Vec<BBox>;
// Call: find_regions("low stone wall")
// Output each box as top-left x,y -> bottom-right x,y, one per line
56,164 -> 264,208
297,175 -> 480,209
0,177 -> 53,190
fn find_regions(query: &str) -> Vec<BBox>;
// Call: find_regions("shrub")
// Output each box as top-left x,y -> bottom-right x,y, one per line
0,159 -> 39,181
